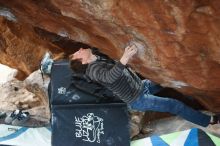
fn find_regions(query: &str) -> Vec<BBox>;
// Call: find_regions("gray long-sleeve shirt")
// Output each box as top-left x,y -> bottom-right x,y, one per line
86,60 -> 144,103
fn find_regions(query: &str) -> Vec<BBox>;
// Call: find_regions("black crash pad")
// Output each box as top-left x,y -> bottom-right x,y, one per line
50,60 -> 130,146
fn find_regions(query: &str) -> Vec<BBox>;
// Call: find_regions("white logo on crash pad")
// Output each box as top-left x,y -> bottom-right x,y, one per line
75,113 -> 104,143
57,87 -> 66,95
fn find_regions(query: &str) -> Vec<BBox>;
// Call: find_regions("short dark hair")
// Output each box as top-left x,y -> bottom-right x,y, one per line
70,58 -> 88,74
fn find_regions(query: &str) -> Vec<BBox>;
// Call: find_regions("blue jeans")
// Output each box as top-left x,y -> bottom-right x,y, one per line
129,79 -> 211,127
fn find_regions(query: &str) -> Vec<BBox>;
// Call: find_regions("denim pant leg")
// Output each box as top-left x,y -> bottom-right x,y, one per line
129,93 -> 211,127
143,79 -> 163,94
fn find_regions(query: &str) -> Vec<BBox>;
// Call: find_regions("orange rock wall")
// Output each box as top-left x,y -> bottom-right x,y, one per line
0,0 -> 220,111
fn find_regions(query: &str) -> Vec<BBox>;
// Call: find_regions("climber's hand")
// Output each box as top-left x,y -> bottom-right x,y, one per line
120,45 -> 138,65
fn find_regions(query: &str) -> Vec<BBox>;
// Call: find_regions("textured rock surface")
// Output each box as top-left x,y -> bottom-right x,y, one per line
0,70 -> 50,124
129,111 -> 145,138
0,64 -> 17,84
0,1 -> 219,111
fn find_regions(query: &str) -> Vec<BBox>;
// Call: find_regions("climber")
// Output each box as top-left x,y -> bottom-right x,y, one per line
40,45 -> 220,127
67,45 -> 220,127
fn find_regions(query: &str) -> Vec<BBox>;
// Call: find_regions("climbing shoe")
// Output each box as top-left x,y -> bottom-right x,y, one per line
5,109 -> 22,124
0,111 -> 6,119
210,114 -> 220,125
11,112 -> 30,126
